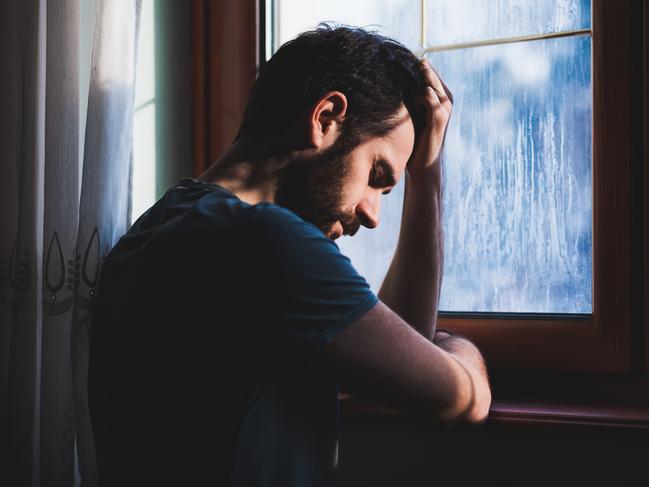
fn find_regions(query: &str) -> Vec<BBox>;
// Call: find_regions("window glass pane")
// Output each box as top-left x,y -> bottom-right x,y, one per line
275,0 -> 420,51
430,35 -> 592,313
425,0 -> 590,47
273,2 -> 592,314
341,35 -> 593,314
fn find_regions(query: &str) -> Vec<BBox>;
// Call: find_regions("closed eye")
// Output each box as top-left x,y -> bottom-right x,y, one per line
370,159 -> 397,193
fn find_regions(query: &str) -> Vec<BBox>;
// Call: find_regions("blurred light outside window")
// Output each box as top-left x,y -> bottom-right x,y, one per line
132,0 -> 157,223
271,0 -> 592,314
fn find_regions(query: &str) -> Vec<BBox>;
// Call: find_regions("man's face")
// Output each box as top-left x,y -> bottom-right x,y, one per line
275,106 -> 415,239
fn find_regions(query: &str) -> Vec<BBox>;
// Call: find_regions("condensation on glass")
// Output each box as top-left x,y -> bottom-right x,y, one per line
272,0 -> 593,314
425,0 -> 591,47
274,0 -> 421,51
430,35 -> 592,313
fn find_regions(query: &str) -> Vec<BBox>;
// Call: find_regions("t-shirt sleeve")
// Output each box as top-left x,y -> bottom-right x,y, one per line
230,204 -> 378,372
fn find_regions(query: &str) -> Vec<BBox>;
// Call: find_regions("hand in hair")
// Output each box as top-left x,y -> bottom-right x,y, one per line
406,59 -> 453,185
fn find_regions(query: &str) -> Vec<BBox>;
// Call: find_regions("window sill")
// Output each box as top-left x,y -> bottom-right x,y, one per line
339,394 -> 649,431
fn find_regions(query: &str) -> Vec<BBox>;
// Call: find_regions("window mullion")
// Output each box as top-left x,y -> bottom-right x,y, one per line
419,28 -> 592,56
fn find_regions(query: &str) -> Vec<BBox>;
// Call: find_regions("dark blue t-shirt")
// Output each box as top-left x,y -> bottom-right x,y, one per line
88,178 -> 378,486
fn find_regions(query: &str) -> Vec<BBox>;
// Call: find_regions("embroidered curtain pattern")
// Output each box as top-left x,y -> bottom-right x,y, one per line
0,1 -> 141,485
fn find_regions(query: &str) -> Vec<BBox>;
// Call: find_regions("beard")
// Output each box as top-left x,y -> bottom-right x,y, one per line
274,136 -> 362,238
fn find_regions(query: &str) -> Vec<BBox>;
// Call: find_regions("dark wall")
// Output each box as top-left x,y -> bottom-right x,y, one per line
336,417 -> 649,487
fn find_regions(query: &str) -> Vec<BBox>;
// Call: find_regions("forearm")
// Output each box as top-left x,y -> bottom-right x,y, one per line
378,169 -> 443,340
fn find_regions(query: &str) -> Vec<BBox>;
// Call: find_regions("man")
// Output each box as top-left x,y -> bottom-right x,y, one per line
88,25 -> 491,486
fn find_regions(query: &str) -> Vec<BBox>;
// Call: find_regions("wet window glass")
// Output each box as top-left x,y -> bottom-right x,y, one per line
273,0 -> 592,313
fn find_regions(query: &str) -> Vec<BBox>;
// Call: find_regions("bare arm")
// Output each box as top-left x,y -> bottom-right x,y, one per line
378,60 -> 452,339
378,172 -> 443,339
312,62 -> 490,424
312,301 -> 491,425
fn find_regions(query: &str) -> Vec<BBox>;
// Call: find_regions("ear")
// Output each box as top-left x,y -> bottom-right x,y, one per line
309,91 -> 348,149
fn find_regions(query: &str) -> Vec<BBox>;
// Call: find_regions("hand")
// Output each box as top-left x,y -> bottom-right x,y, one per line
407,59 -> 453,184
433,329 -> 454,345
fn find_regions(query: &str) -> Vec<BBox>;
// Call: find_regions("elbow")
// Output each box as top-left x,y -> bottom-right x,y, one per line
438,372 -> 492,426
463,385 -> 492,425
458,375 -> 492,425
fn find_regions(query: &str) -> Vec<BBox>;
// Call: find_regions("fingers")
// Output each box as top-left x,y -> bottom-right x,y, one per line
419,59 -> 453,105
424,85 -> 444,106
420,59 -> 445,99
439,76 -> 454,105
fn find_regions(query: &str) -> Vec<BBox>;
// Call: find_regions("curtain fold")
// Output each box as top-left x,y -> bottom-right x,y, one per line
1,1 -> 141,486
73,2 -> 140,485
41,1 -> 80,485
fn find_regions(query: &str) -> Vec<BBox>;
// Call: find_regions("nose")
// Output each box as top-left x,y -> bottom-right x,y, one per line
355,195 -> 380,229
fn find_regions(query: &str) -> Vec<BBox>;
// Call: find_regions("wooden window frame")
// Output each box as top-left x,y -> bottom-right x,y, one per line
645,0 -> 649,376
192,0 -> 648,424
192,0 -> 259,177
437,0 -> 639,373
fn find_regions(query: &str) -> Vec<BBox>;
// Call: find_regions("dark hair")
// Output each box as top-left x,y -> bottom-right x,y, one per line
236,23 -> 425,146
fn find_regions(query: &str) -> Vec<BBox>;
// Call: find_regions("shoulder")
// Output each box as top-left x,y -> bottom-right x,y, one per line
232,203 -> 355,277
235,203 -> 336,251
239,203 -> 317,232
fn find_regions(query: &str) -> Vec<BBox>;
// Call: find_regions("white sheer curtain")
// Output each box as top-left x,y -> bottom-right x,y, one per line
0,1 -> 141,486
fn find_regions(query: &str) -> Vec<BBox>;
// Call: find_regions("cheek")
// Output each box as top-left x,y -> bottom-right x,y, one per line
340,159 -> 372,203
338,180 -> 367,212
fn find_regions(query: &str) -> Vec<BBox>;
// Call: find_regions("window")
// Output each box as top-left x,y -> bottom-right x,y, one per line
274,0 -> 593,315
428,29 -> 592,315
268,0 -> 639,373
192,0 -> 644,380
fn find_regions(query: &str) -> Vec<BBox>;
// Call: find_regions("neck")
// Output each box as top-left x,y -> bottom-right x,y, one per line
198,137 -> 297,205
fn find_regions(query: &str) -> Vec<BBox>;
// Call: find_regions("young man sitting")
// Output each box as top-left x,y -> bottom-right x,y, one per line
88,24 -> 491,487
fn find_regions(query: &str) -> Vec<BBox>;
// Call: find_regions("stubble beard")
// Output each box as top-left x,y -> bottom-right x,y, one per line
274,136 -> 362,238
